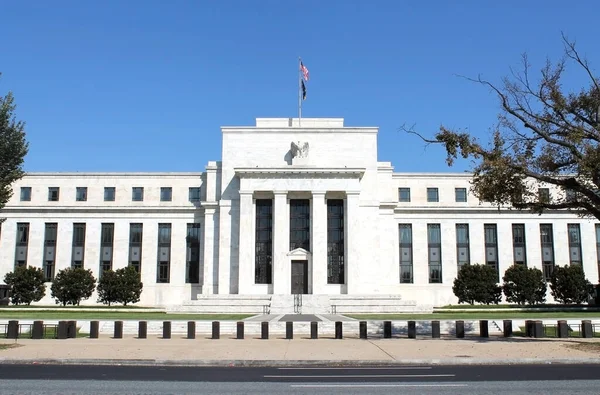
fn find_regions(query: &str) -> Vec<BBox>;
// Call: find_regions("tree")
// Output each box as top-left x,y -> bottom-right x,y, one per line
452,264 -> 502,305
115,266 -> 143,306
97,270 -> 119,306
404,34 -> 600,220
50,268 -> 96,306
550,265 -> 592,304
3,266 -> 46,305
0,74 -> 29,220
502,265 -> 547,305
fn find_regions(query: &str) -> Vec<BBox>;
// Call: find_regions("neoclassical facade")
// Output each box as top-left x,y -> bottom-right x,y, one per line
1,118 -> 599,311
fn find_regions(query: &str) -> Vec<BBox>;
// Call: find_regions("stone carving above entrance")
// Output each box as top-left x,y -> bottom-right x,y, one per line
290,141 -> 309,165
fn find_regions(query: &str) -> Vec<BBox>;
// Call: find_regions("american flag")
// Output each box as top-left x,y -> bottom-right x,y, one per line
300,61 -> 309,81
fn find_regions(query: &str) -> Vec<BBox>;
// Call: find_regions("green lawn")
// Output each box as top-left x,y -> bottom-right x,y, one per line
0,311 -> 253,321
346,311 -> 600,320
439,304 -> 598,310
0,305 -> 151,309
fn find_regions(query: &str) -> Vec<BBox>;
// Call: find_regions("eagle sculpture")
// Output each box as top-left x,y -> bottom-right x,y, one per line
290,141 -> 309,158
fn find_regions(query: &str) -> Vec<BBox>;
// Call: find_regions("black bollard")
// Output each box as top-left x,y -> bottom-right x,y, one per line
286,322 -> 293,339
335,321 -> 343,339
407,321 -> 416,339
479,320 -> 489,338
503,320 -> 513,337
310,321 -> 318,339
582,320 -> 593,338
138,321 -> 147,339
431,320 -> 441,338
455,320 -> 465,338
525,320 -> 534,337
187,321 -> 196,339
557,320 -> 569,338
534,320 -> 544,338
114,321 -> 123,339
261,322 -> 269,339
7,320 -> 18,339
212,321 -> 220,339
32,321 -> 43,339
67,321 -> 77,338
359,321 -> 368,339
90,321 -> 99,339
383,321 -> 392,338
57,321 -> 68,339
236,321 -> 244,340
163,321 -> 171,339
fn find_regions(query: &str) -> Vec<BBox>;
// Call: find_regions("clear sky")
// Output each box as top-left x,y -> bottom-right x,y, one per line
2,0 -> 599,173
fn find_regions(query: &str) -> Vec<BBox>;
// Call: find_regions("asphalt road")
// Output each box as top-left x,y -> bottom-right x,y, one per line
0,364 -> 598,394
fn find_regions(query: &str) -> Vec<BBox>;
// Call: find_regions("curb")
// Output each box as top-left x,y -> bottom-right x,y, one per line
1,357 -> 599,367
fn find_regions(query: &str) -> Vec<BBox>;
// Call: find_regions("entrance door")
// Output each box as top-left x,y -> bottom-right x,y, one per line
291,260 -> 308,294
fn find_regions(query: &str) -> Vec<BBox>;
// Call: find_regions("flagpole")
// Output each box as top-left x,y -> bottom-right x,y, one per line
298,57 -> 302,127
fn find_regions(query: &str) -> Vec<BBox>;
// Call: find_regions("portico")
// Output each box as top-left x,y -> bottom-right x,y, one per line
235,167 -> 364,296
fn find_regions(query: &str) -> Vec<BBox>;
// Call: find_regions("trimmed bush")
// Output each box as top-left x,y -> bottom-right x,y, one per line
3,266 -> 46,305
502,265 -> 546,305
97,270 -> 119,306
97,266 -> 143,306
550,265 -> 592,304
453,264 -> 502,305
51,268 -> 96,306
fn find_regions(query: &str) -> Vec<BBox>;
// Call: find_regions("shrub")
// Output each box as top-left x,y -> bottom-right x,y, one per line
116,266 -> 143,306
550,265 -> 592,304
453,264 -> 502,305
3,266 -> 46,305
502,265 -> 546,305
51,268 -> 96,306
97,266 -> 143,306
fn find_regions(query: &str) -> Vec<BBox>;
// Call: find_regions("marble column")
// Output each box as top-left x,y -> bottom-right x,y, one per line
345,191 -> 361,294
202,206 -> 217,294
311,191 -> 327,294
272,191 -> 289,294
237,191 -> 254,294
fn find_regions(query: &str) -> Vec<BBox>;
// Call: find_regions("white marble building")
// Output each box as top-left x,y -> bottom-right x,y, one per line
1,118 -> 599,312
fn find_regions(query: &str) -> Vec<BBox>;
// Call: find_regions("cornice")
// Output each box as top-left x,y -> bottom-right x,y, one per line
234,167 -> 365,179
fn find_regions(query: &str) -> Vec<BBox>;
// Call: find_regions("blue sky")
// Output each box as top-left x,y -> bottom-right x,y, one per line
2,0 -> 599,173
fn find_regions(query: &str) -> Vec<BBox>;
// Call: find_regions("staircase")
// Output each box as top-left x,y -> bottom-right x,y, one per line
167,295 -> 272,314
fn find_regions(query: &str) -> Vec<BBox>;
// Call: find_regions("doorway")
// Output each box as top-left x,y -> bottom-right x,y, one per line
291,260 -> 308,294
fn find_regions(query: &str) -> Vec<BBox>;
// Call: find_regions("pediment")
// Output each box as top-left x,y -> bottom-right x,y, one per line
287,248 -> 312,257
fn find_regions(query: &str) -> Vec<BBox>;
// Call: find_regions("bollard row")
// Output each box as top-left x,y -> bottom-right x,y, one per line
4,319 -> 592,339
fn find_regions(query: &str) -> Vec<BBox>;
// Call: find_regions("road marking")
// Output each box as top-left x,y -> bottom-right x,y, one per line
278,367 -> 433,370
265,374 -> 455,378
291,384 -> 468,388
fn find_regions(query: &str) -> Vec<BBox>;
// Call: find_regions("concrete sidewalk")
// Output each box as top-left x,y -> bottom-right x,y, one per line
1,335 -> 599,366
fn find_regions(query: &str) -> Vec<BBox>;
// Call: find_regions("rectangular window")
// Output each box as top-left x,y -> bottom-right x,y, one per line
186,223 -> 201,283
100,223 -> 114,276
48,187 -> 60,202
14,222 -> 29,268
76,187 -> 87,202
160,187 -> 172,202
565,189 -> 577,202
596,225 -> 600,280
538,188 -> 550,203
255,199 -> 273,284
157,223 -> 171,283
71,223 -> 86,269
398,188 -> 411,202
104,187 -> 116,202
399,224 -> 413,283
427,188 -> 439,202
428,224 -> 442,283
20,187 -> 31,202
290,199 -> 310,251
512,224 -> 527,266
456,224 -> 470,268
43,223 -> 58,281
540,224 -> 555,281
484,224 -> 499,282
129,223 -> 143,273
189,187 -> 201,202
567,224 -> 582,266
327,199 -> 345,284
132,187 -> 144,202
455,188 -> 467,202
